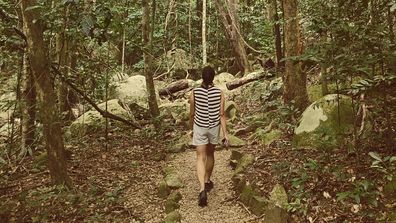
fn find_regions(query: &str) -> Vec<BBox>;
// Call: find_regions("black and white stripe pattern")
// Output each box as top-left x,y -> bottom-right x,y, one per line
194,86 -> 222,128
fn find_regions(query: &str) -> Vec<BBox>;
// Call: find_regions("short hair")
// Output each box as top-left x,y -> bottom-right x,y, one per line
201,65 -> 215,88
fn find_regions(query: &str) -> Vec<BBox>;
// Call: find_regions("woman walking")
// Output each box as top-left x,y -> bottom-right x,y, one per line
189,65 -> 229,207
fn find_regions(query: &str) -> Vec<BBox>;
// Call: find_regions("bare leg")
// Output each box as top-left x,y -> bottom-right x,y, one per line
196,145 -> 207,192
205,144 -> 215,183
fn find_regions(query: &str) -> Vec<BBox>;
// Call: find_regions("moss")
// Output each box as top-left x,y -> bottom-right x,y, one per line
293,94 -> 354,149
239,185 -> 258,206
168,191 -> 182,203
249,196 -> 268,216
158,181 -> 171,199
164,210 -> 182,223
164,200 -> 180,214
260,129 -> 282,146
235,154 -> 255,174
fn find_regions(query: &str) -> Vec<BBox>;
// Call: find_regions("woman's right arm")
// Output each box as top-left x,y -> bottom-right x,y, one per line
189,90 -> 195,129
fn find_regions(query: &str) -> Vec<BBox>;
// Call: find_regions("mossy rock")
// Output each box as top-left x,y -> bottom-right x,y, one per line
168,191 -> 182,203
167,134 -> 192,153
33,152 -> 47,171
225,101 -> 238,121
164,210 -> 182,223
235,154 -> 255,174
230,150 -> 243,169
250,196 -> 269,216
269,184 -> 288,209
231,174 -> 246,194
165,200 -> 180,214
158,181 -> 171,199
260,129 -> 282,146
239,184 -> 258,206
228,135 -> 246,148
293,94 -> 355,149
159,101 -> 189,123
165,173 -> 184,189
264,203 -> 289,223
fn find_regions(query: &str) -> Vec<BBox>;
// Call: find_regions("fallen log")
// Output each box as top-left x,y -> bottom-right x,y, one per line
226,70 -> 275,90
159,79 -> 190,96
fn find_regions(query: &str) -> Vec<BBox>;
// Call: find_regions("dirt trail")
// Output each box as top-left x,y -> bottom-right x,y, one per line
168,149 -> 262,223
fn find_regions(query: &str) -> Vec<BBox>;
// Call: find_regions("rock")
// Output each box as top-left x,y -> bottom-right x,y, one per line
225,101 -> 237,121
213,72 -> 235,92
165,173 -> 184,189
239,184 -> 257,206
168,191 -> 182,203
235,154 -> 255,174
165,200 -> 180,214
269,184 -> 288,209
293,94 -> 354,149
264,203 -> 289,223
164,210 -> 182,223
230,150 -> 243,169
157,181 -> 171,199
231,174 -> 247,193
250,195 -> 268,216
69,99 -> 133,137
160,101 -> 189,123
114,75 -> 160,109
227,134 -> 246,148
167,134 -> 192,153
259,129 -> 282,146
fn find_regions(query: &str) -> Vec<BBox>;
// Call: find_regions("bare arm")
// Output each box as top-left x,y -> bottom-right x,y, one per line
220,91 -> 228,140
189,90 -> 195,129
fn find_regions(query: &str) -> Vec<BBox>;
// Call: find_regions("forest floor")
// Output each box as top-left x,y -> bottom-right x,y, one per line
1,82 -> 396,222
169,149 -> 259,223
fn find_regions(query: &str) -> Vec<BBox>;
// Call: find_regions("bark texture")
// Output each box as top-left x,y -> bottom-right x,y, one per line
282,0 -> 309,111
214,0 -> 251,74
143,0 -> 160,118
21,0 -> 72,187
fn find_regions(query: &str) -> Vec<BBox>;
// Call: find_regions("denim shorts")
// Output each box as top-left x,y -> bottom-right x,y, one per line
192,123 -> 220,146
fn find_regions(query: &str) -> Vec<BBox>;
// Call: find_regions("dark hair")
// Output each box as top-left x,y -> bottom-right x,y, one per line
201,65 -> 215,89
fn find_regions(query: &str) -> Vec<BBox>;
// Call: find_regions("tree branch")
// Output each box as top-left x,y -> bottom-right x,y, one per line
50,66 -> 142,129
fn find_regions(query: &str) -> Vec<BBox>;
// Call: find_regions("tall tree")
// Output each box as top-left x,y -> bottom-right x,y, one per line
214,0 -> 251,74
142,0 -> 160,118
282,0 -> 309,111
21,0 -> 72,187
267,0 -> 283,67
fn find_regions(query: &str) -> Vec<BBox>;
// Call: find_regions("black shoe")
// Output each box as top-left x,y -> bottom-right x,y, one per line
205,180 -> 214,192
198,190 -> 207,207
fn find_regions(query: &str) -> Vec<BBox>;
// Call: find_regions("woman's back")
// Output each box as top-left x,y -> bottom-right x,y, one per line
193,86 -> 222,129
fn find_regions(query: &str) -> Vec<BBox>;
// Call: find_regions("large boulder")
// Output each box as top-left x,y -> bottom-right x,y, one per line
69,99 -> 133,137
213,72 -> 236,92
159,100 -> 189,123
293,94 -> 354,149
114,75 -> 159,109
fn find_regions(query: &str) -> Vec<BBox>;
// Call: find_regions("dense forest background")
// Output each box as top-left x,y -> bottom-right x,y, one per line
1,0 -> 396,222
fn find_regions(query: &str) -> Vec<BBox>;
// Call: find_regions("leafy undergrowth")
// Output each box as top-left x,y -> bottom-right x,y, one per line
0,124 -> 180,222
232,82 -> 396,223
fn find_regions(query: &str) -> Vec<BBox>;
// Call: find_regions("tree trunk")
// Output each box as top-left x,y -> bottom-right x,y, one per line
56,5 -> 73,122
21,53 -> 37,155
214,0 -> 251,74
21,0 -> 72,187
159,80 -> 190,96
282,0 -> 309,111
202,0 -> 207,64
143,0 -> 160,118
267,0 -> 283,67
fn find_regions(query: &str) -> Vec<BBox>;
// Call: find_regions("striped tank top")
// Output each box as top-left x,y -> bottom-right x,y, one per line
193,86 -> 222,128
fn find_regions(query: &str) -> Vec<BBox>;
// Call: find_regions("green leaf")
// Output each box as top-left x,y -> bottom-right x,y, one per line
368,152 -> 382,162
389,156 -> 396,163
0,157 -> 6,164
25,5 -> 43,12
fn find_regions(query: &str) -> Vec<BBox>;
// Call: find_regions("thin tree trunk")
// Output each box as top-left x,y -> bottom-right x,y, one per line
21,0 -> 72,187
143,0 -> 160,118
214,0 -> 251,74
282,0 -> 309,111
21,53 -> 37,156
202,0 -> 207,64
271,0 -> 283,67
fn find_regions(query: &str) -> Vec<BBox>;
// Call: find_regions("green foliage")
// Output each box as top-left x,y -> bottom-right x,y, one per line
336,179 -> 379,206
369,152 -> 396,181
